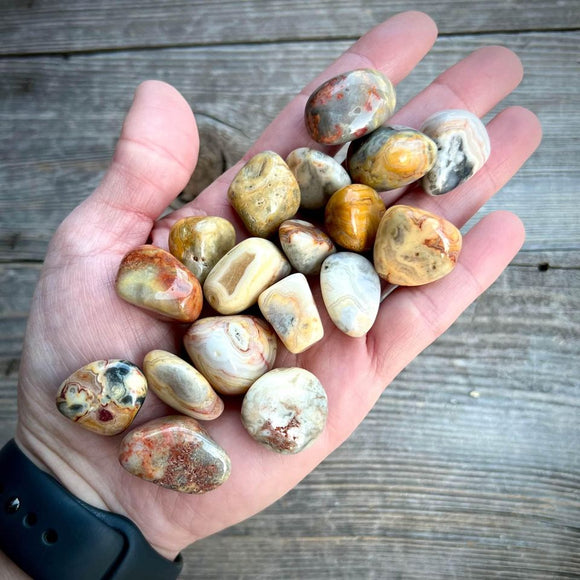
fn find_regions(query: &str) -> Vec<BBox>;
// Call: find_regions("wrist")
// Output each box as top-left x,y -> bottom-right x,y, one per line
0,438 -> 183,579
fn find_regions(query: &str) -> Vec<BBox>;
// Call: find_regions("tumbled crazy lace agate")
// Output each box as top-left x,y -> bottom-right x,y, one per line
203,237 -> 291,315
420,109 -> 491,196
320,252 -> 381,337
168,216 -> 236,284
278,219 -> 336,275
116,245 -> 203,322
286,147 -> 351,210
258,273 -> 324,354
373,205 -> 462,286
119,416 -> 231,493
143,350 -> 224,420
241,368 -> 328,454
56,359 -> 147,436
305,69 -> 396,145
324,184 -> 386,252
184,315 -> 278,396
228,151 -> 300,238
347,126 -> 437,190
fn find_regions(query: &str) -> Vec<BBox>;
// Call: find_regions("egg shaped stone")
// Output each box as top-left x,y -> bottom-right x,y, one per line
116,245 -> 203,322
168,216 -> 236,284
143,350 -> 224,420
56,359 -> 147,436
184,315 -> 278,396
258,273 -> 324,354
119,415 -> 231,493
420,109 -> 491,196
305,69 -> 396,145
324,184 -> 386,252
347,126 -> 437,190
320,253 -> 381,337
203,237 -> 291,315
373,205 -> 462,286
279,219 -> 336,275
241,367 -> 328,454
228,151 -> 300,237
286,147 -> 351,210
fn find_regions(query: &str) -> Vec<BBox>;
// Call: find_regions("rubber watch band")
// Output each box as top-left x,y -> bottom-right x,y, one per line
0,439 -> 183,579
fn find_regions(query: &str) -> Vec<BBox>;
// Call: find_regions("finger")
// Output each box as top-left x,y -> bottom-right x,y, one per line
397,106 -> 542,226
379,45 -> 532,207
366,211 -> 525,389
65,80 -> 199,253
154,11 -> 438,232
393,45 -> 524,128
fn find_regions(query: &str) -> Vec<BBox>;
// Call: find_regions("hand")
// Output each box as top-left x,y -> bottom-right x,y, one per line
14,11 -> 541,561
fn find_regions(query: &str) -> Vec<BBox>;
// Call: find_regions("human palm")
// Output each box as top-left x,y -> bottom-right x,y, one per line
14,12 -> 541,561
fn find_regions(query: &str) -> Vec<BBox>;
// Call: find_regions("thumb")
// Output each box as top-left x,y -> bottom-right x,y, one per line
57,80 -> 199,255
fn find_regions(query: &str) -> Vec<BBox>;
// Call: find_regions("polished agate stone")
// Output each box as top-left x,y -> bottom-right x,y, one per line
305,69 -> 396,145
279,219 -> 336,275
241,367 -> 328,454
286,147 -> 351,210
184,315 -> 278,396
347,126 -> 437,190
168,216 -> 236,284
324,184 -> 386,251
320,253 -> 381,337
56,360 -> 147,436
420,110 -> 491,196
373,205 -> 462,285
258,273 -> 324,354
203,237 -> 291,314
228,151 -> 300,237
116,245 -> 203,322
119,416 -> 231,493
143,350 -> 223,420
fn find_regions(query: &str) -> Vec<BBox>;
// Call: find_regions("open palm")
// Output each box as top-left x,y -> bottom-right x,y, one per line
15,12 -> 541,561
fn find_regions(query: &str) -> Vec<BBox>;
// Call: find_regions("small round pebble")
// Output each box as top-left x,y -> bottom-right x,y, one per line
286,147 -> 351,210
241,367 -> 328,454
119,415 -> 231,493
56,359 -> 147,436
305,69 -> 396,145
168,216 -> 236,283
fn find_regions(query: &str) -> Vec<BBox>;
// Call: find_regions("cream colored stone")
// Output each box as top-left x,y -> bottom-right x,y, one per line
203,238 -> 291,314
258,273 -> 324,354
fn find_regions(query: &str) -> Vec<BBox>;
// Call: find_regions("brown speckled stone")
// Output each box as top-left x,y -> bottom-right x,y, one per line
118,416 -> 231,493
305,69 -> 396,145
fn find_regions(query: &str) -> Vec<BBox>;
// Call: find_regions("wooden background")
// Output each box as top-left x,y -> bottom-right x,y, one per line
1,1 -> 579,578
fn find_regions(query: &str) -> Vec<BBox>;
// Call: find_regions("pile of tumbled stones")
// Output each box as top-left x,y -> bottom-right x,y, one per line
55,68 -> 491,494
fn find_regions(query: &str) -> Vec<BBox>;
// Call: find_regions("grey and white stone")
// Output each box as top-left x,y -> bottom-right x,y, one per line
420,109 -> 491,196
279,219 -> 336,275
241,367 -> 328,454
320,252 -> 381,337
286,148 -> 351,210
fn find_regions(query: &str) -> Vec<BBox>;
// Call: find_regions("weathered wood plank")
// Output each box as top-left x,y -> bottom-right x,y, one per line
1,256 -> 578,577
1,0 -> 579,55
1,32 -> 578,261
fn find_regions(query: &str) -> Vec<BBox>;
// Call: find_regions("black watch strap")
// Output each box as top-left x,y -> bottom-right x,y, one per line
0,439 -> 183,579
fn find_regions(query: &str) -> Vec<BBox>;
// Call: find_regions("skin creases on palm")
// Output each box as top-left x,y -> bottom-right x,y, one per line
14,11 -> 540,560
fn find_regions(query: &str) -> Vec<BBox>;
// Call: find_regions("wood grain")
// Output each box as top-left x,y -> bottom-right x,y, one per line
1,0 -> 579,55
1,2 -> 579,577
1,254 -> 577,577
1,32 -> 578,261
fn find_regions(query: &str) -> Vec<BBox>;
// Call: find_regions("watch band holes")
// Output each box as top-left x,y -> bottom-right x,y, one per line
42,529 -> 58,545
5,496 -> 20,513
24,512 -> 38,527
